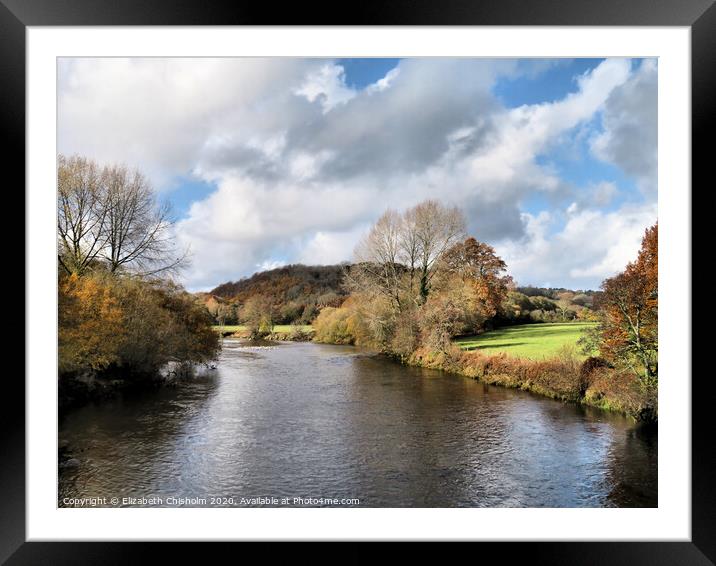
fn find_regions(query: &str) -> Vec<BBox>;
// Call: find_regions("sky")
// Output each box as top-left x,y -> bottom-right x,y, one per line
57,57 -> 657,292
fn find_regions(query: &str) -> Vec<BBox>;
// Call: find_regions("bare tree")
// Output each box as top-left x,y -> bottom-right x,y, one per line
348,200 -> 466,311
398,207 -> 421,298
57,155 -> 110,275
407,200 -> 465,301
351,209 -> 405,311
101,164 -> 186,276
57,154 -> 188,277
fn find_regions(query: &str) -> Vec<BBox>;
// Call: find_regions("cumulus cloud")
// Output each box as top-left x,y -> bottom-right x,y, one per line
567,181 -> 619,214
366,67 -> 400,94
296,226 -> 370,266
497,201 -> 658,289
293,63 -> 357,113
590,59 -> 658,193
58,57 -> 321,185
58,57 -> 657,290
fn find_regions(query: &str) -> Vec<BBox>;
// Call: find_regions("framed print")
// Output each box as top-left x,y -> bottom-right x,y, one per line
6,0 -> 714,561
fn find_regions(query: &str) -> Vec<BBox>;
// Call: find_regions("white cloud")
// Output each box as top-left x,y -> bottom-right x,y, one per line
58,57 -> 321,186
257,259 -> 287,272
590,59 -> 658,193
58,57 -> 655,291
568,181 -> 619,215
497,202 -> 657,288
293,64 -> 356,113
464,59 -> 632,191
296,226 -> 370,266
366,67 -> 401,94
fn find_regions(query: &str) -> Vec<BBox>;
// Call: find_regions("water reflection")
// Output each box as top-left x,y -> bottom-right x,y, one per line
59,340 -> 657,507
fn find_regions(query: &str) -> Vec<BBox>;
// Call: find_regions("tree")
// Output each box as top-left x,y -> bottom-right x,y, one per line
58,272 -> 219,376
440,237 -> 506,281
417,237 -> 512,349
346,204 -> 515,355
241,295 -> 275,338
352,209 -> 405,310
594,223 -> 658,387
350,200 -> 466,310
57,156 -> 218,384
404,200 -> 466,301
58,272 -> 125,373
439,237 -> 512,319
57,155 -> 109,275
101,163 -> 185,276
58,155 -> 187,277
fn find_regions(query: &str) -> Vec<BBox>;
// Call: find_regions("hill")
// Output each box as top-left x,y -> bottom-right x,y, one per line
202,264 -> 349,325
198,266 -> 597,328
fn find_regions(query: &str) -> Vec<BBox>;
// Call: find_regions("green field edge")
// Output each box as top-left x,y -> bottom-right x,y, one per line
454,322 -> 598,361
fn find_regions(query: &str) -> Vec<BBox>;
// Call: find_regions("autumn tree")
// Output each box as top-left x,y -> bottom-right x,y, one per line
58,272 -> 126,373
341,203 -> 516,355
57,156 -> 218,384
417,237 -> 512,351
403,200 -> 467,301
351,209 -> 406,311
241,294 -> 275,338
594,223 -> 658,387
439,237 -> 512,318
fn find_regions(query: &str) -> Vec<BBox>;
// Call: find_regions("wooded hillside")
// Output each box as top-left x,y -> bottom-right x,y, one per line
202,264 -> 350,325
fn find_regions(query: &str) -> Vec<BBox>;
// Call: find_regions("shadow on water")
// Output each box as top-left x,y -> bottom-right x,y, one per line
59,340 -> 657,508
58,370 -> 221,505
605,422 -> 658,507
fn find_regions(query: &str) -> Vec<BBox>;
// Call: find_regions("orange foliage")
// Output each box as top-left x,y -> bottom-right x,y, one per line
59,273 -> 126,373
597,224 -> 657,384
59,272 -> 219,377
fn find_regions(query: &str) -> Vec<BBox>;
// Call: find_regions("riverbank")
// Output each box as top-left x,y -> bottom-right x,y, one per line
312,317 -> 656,421
406,345 -> 656,421
214,324 -> 314,341
60,328 -> 655,422
58,362 -> 207,414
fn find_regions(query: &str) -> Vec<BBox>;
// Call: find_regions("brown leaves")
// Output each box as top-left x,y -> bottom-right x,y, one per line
596,223 -> 658,384
59,273 -> 219,377
58,273 -> 126,373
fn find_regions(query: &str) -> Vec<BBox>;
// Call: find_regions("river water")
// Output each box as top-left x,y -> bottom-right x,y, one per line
59,340 -> 657,507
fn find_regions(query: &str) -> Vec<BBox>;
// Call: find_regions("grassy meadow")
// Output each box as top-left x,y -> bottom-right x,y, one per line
455,322 -> 597,360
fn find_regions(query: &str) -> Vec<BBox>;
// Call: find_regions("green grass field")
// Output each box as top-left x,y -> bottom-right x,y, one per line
212,324 -> 314,334
454,322 -> 597,360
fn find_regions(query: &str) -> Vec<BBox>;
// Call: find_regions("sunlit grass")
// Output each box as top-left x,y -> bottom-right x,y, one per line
455,322 -> 597,360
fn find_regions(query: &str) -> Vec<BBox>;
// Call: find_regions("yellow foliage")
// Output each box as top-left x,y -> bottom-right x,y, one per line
58,273 -> 126,373
59,272 -> 219,376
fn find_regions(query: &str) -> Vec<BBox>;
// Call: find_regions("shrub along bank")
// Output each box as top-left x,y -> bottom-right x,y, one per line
407,346 -> 656,421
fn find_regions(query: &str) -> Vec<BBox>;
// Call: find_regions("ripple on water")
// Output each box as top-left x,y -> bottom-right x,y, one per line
59,343 -> 657,507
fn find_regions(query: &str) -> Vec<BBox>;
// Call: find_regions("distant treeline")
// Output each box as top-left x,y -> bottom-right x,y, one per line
200,267 -> 598,328
202,264 -> 349,326
497,288 -> 598,326
515,286 -> 597,300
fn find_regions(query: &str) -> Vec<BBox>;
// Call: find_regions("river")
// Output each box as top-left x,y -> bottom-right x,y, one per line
58,339 -> 657,507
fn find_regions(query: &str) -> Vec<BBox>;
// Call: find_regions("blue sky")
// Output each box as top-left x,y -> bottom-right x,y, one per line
338,58 -> 402,89
58,57 -> 657,291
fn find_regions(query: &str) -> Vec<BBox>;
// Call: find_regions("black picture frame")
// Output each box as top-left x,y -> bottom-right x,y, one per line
5,0 -> 712,562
